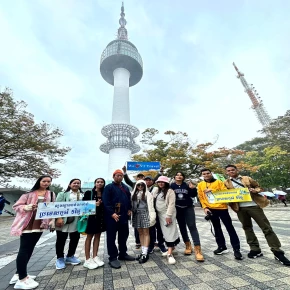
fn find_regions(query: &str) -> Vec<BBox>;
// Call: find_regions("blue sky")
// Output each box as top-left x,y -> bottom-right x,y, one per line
0,0 -> 289,187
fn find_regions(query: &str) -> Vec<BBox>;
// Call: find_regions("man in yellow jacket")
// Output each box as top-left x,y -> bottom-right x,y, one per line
197,168 -> 242,260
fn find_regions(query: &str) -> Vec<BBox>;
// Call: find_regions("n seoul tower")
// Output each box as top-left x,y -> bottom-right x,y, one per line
100,2 -> 142,177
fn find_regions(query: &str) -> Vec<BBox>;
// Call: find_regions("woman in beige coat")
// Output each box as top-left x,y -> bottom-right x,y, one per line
154,176 -> 180,265
131,180 -> 156,263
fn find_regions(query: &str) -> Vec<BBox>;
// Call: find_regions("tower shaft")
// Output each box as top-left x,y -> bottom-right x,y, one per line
233,62 -> 271,127
112,68 -> 130,124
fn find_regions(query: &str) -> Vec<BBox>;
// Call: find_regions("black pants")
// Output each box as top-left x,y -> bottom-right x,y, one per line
134,228 -> 140,244
55,231 -> 80,259
176,206 -> 200,246
210,209 -> 240,250
149,218 -> 165,249
106,221 -> 129,261
16,232 -> 42,280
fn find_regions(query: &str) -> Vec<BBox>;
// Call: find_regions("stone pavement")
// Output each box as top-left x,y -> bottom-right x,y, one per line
1,206 -> 290,290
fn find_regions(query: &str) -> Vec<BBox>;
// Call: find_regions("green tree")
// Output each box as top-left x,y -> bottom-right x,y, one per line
50,183 -> 64,195
237,110 -> 290,153
0,88 -> 71,183
243,146 -> 290,188
261,110 -> 290,152
132,128 -> 247,180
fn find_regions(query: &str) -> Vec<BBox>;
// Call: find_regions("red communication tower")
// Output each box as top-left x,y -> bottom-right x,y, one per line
233,62 -> 271,127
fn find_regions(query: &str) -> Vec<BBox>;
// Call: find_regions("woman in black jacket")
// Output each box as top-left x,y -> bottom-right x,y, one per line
83,178 -> 106,269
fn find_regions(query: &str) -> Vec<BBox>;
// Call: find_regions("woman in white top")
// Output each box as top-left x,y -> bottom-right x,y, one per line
55,178 -> 83,270
154,176 -> 180,265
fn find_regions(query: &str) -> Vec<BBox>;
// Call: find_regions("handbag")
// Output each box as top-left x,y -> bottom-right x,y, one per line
77,190 -> 93,233
77,215 -> 88,233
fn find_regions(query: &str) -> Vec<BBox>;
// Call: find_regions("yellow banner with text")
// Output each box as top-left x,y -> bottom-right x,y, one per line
207,188 -> 252,204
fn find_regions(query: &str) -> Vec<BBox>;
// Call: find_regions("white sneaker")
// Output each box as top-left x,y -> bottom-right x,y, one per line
93,256 -> 105,267
10,274 -> 36,285
83,258 -> 98,270
14,277 -> 39,289
161,251 -> 168,257
167,254 -> 176,265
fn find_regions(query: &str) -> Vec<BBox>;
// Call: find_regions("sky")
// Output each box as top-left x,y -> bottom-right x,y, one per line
0,0 -> 290,188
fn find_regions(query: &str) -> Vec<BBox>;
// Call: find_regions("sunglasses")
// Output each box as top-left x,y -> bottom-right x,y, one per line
137,184 -> 145,187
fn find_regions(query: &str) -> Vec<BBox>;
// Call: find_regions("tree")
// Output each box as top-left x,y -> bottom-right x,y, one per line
236,137 -> 271,152
242,146 -> 290,188
0,89 -> 71,183
261,110 -> 290,152
50,184 -> 64,195
132,128 -> 248,180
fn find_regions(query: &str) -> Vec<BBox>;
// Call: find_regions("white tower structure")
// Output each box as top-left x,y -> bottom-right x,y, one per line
100,3 -> 142,177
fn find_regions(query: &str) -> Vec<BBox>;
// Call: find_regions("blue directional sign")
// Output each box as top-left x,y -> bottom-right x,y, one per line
126,161 -> 160,171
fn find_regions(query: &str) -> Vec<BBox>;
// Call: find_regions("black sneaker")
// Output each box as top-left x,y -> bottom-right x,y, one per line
214,247 -> 228,255
234,250 -> 243,260
247,250 -> 263,259
274,251 -> 290,266
139,254 -> 149,264
118,254 -> 135,261
136,253 -> 142,260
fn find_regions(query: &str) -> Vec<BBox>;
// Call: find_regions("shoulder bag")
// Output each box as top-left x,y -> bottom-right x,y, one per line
77,190 -> 93,233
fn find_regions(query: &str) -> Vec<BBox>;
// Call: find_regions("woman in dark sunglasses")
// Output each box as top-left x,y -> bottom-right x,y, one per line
131,180 -> 156,263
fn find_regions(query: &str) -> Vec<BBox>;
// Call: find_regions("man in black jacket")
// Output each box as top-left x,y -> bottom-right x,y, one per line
103,170 -> 135,269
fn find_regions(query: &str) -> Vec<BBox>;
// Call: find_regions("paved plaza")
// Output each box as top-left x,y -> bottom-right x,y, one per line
1,206 -> 290,290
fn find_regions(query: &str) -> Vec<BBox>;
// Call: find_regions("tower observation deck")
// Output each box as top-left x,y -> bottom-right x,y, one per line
100,2 -> 143,177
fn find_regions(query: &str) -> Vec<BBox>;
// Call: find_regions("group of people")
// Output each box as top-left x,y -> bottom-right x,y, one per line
8,164 -> 290,289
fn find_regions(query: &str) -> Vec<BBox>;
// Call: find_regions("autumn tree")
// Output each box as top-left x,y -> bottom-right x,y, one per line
0,89 -> 71,183
132,128 -> 247,180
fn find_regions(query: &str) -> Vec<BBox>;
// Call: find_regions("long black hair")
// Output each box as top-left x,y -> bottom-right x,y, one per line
157,182 -> 170,199
64,178 -> 83,193
29,175 -> 52,192
93,178 -> 106,192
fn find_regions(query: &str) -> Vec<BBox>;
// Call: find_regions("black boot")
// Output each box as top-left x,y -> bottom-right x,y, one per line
273,251 -> 290,266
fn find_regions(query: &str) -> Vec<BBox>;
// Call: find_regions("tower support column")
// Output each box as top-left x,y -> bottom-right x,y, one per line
108,147 -> 131,178
112,68 -> 130,124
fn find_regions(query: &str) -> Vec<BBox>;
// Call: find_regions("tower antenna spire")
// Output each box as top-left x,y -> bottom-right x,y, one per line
117,2 -> 128,40
233,62 -> 271,127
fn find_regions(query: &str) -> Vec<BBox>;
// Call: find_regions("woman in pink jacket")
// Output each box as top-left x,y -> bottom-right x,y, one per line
10,175 -> 55,289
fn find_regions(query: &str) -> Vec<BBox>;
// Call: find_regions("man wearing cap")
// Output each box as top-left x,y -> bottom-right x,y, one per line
144,176 -> 167,255
103,170 -> 135,269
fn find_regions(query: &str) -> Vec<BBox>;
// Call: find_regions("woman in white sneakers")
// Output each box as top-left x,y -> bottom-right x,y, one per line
154,176 -> 180,265
131,180 -> 156,263
83,178 -> 106,269
10,175 -> 55,289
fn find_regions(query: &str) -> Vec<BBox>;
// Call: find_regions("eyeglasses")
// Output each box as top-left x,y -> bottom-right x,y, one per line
137,184 -> 145,187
